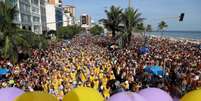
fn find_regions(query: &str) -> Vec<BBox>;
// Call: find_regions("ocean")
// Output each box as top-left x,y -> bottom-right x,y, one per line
147,31 -> 201,40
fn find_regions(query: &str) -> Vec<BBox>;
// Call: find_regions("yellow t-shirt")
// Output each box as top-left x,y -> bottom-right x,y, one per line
94,80 -> 99,90
102,78 -> 108,88
94,67 -> 100,75
90,75 -> 95,81
81,72 -> 86,82
70,72 -> 76,80
122,83 -> 129,90
103,87 -> 110,98
43,83 -> 48,92
53,82 -> 59,90
99,73 -> 104,79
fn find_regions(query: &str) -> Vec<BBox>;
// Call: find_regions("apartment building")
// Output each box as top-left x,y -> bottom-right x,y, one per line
46,0 -> 63,31
1,0 -> 46,34
80,14 -> 92,29
63,5 -> 75,26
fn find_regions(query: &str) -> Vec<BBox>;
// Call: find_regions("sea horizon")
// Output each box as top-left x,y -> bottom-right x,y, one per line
147,30 -> 201,40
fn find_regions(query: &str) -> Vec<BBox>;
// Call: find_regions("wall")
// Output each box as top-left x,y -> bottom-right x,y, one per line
46,4 -> 56,30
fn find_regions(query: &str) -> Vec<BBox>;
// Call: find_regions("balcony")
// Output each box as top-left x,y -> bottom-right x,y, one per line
31,0 -> 39,7
32,16 -> 40,25
19,0 -> 30,5
40,0 -> 45,6
19,3 -> 31,15
32,6 -> 40,15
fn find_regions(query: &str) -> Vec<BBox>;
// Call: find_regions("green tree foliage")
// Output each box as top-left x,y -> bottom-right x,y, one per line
57,25 -> 83,39
121,7 -> 144,47
0,2 -> 48,63
136,23 -> 145,33
102,5 -> 123,38
146,24 -> 152,32
158,21 -> 168,30
16,29 -> 48,49
158,21 -> 168,37
90,25 -> 104,36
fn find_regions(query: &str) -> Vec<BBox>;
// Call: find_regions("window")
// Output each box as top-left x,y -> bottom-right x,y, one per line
14,12 -> 19,22
29,26 -> 32,31
40,7 -> 46,14
40,0 -> 45,5
20,3 -> 30,13
82,16 -> 87,24
33,16 -> 40,23
20,0 -> 30,4
32,7 -> 39,14
22,26 -> 26,29
32,0 -> 38,6
34,25 -> 40,33
21,14 -> 31,23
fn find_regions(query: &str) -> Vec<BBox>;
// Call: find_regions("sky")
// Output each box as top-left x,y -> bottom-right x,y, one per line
64,0 -> 201,31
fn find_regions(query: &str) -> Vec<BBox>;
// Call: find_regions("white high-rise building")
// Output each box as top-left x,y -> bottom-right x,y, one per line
1,0 -> 47,34
46,4 -> 57,30
63,5 -> 75,26
45,0 -> 63,31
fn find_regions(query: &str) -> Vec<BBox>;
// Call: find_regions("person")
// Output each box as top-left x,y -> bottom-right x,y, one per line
0,34 -> 200,100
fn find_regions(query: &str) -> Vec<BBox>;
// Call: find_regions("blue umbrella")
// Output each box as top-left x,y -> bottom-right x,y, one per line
139,47 -> 149,55
144,66 -> 165,76
0,68 -> 10,75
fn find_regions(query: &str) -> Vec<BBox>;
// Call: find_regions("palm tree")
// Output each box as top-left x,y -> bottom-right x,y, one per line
0,2 -> 19,62
0,2 -> 47,63
146,24 -> 152,32
102,5 -> 123,38
122,7 -> 144,46
136,23 -> 145,36
158,21 -> 168,37
142,24 -> 152,47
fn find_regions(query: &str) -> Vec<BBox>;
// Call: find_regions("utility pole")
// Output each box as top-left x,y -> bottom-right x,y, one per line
128,0 -> 132,8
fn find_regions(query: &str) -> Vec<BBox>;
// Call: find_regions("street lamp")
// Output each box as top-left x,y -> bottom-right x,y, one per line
128,0 -> 132,8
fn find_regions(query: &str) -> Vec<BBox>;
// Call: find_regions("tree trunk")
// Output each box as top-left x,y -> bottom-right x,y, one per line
122,35 -> 127,48
127,32 -> 132,46
112,30 -> 115,38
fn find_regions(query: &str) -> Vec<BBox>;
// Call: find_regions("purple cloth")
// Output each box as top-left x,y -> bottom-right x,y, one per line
0,87 -> 25,101
138,88 -> 173,101
108,92 -> 147,101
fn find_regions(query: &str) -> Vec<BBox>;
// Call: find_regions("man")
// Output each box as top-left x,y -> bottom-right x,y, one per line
109,80 -> 124,96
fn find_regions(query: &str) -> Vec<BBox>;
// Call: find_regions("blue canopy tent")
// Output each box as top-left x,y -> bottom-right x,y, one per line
139,47 -> 150,55
0,68 -> 10,75
144,65 -> 165,76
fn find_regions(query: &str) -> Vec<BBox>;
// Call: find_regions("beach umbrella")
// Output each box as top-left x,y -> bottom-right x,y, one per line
107,92 -> 147,101
173,96 -> 180,101
138,88 -> 173,101
139,47 -> 149,55
63,87 -> 104,101
181,89 -> 201,101
0,68 -> 10,75
0,87 -> 25,101
144,65 -> 165,76
16,91 -> 58,101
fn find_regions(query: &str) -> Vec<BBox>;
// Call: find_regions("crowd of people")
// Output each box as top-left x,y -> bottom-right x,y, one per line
0,34 -> 201,100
